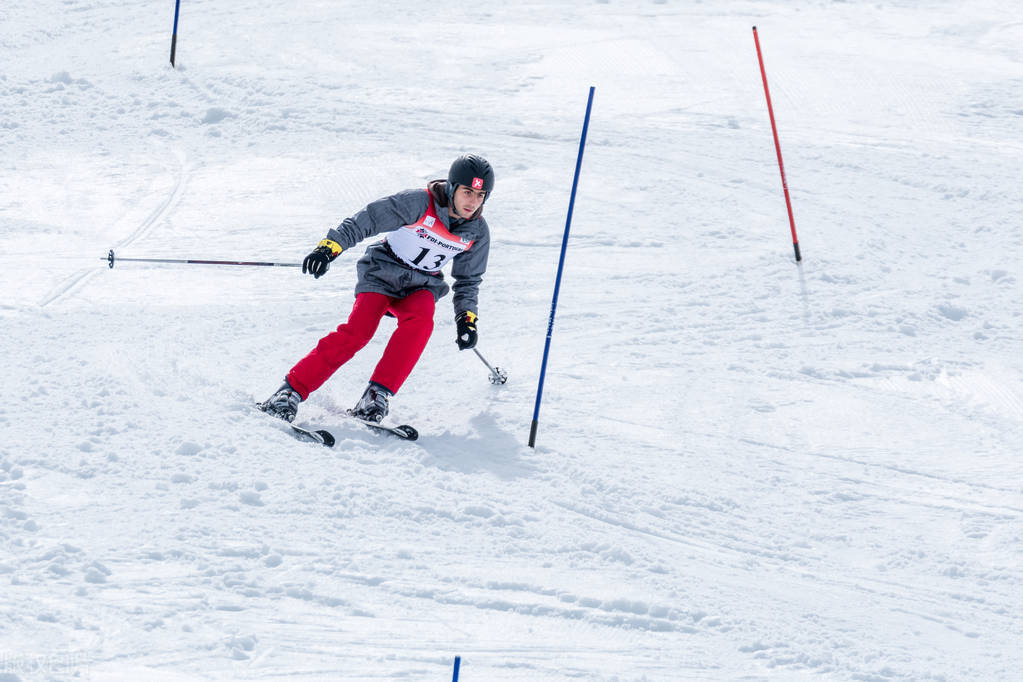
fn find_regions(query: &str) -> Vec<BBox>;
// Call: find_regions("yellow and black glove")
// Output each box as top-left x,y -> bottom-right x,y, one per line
302,239 -> 342,278
455,311 -> 478,350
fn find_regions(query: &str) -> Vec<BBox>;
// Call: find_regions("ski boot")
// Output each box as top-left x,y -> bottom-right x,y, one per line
350,382 -> 392,423
259,380 -> 302,423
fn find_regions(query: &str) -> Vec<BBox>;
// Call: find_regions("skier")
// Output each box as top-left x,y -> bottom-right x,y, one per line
259,154 -> 494,424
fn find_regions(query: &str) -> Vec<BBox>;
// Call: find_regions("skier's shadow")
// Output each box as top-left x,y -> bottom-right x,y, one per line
417,412 -> 535,480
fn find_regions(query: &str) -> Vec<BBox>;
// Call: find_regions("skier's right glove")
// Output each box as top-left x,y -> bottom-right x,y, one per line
302,239 -> 343,278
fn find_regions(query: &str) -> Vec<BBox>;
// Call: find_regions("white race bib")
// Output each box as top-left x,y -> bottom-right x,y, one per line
385,193 -> 474,272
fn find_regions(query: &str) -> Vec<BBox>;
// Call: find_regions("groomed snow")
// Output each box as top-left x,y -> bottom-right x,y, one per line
2,1 -> 1022,679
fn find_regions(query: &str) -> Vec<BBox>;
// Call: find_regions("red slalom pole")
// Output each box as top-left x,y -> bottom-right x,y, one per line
752,26 -> 801,262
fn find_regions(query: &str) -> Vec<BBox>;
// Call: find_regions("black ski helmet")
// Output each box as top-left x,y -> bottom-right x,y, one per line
446,154 -> 495,203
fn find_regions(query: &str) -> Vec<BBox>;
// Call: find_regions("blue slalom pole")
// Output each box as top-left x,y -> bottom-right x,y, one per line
452,656 -> 461,681
170,0 -> 182,67
528,86 -> 595,449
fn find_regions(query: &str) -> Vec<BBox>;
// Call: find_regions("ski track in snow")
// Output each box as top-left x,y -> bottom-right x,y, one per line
38,150 -> 189,308
3,1 -> 1023,680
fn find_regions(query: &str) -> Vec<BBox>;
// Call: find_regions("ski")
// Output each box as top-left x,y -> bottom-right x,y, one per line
345,410 -> 419,441
254,402 -> 414,444
288,422 -> 336,447
254,404 -> 336,447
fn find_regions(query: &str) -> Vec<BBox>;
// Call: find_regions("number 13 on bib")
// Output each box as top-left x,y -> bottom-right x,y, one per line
384,199 -> 474,271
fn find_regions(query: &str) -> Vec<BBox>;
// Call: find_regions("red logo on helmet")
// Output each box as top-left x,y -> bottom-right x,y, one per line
472,177 -> 484,189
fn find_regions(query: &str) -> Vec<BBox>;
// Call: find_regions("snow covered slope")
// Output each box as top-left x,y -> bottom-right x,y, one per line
2,1 -> 1022,679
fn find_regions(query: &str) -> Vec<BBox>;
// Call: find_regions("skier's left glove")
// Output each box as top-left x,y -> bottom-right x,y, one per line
302,239 -> 342,278
455,311 -> 478,350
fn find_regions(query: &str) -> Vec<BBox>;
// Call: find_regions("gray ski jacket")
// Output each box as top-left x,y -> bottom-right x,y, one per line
324,180 -> 491,316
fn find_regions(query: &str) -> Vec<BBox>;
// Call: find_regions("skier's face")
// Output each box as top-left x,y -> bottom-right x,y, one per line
450,185 -> 487,220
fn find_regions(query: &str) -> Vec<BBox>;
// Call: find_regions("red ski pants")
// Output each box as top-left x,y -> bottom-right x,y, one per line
286,290 -> 435,399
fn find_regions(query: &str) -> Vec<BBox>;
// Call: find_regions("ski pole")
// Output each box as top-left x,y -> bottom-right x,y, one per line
472,348 -> 508,385
104,249 -> 301,269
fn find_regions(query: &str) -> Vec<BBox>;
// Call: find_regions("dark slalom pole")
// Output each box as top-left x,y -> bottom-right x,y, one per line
529,86 -> 595,449
170,0 -> 182,67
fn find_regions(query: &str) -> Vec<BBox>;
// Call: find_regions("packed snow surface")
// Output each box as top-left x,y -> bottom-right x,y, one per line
2,1 -> 1022,680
